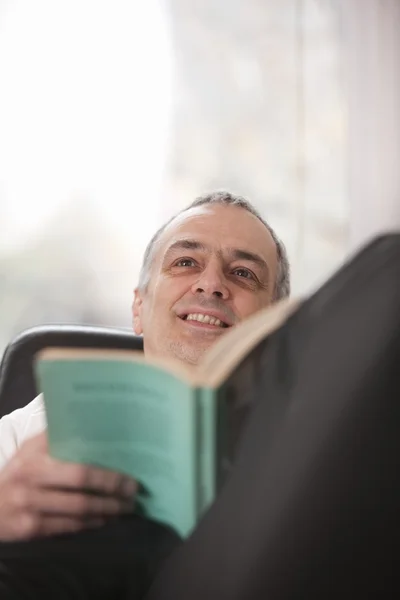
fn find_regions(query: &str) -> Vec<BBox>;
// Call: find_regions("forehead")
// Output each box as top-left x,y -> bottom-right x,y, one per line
154,204 -> 278,267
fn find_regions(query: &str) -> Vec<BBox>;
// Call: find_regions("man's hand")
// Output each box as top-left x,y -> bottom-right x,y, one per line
0,432 -> 138,541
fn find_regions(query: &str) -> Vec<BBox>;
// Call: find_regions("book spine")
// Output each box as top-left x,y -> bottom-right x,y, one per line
215,384 -> 230,493
196,387 -> 217,516
195,387 -> 202,518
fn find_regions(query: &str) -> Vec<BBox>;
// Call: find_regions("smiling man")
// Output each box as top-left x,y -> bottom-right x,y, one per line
0,191 -> 290,600
133,192 -> 289,366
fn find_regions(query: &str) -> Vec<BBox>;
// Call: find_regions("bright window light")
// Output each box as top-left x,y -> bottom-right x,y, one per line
0,0 -> 174,253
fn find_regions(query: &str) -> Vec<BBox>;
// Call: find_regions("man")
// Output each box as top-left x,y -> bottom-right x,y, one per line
0,191 -> 290,598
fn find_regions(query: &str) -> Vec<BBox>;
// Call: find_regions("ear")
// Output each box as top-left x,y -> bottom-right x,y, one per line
132,287 -> 144,335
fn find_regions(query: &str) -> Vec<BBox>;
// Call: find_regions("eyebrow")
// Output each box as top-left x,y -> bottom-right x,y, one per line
228,247 -> 270,275
165,239 -> 207,255
164,239 -> 269,275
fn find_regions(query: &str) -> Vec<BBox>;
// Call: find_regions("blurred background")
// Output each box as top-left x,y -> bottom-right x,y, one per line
0,0 -> 350,354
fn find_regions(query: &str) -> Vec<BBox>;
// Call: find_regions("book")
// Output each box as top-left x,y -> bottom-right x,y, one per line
34,298 -> 298,538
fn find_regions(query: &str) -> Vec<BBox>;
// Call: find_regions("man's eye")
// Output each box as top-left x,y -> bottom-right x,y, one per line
175,258 -> 196,267
233,268 -> 255,280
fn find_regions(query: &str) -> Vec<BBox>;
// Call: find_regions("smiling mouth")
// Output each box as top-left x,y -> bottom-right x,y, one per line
179,313 -> 229,328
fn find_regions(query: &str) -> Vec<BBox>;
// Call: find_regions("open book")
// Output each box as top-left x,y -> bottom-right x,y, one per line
34,298 -> 299,537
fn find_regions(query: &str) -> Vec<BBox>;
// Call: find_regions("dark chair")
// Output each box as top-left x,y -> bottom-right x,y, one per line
0,324 -> 144,419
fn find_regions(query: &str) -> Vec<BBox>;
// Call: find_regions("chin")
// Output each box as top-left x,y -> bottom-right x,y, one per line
168,340 -> 210,366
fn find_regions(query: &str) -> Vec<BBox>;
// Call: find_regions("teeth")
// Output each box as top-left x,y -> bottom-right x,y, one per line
186,313 -> 225,327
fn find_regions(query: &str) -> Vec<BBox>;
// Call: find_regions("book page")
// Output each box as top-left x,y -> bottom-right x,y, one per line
199,297 -> 300,388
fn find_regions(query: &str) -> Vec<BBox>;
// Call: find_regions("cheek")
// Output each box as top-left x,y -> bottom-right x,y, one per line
142,286 -> 177,327
235,291 -> 272,317
156,276 -> 193,306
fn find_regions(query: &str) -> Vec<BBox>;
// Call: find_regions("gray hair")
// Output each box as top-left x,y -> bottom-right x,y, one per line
138,191 -> 291,301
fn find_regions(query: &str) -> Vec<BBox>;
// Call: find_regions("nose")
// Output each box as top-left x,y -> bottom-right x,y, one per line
191,262 -> 229,300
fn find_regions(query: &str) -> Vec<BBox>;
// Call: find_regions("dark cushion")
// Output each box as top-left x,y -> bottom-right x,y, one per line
0,325 -> 143,419
146,234 -> 400,600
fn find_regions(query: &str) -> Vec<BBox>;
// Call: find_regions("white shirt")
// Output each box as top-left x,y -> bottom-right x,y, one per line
0,395 -> 46,471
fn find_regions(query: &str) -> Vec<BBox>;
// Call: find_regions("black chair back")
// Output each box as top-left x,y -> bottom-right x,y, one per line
0,325 -> 143,419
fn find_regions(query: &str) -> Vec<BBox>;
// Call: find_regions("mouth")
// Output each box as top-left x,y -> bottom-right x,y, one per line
178,312 -> 230,328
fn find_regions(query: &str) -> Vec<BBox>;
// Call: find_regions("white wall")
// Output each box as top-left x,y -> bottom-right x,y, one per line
340,0 -> 400,254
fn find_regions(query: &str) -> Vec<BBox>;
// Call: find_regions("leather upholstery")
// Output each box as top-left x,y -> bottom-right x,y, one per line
0,325 -> 143,419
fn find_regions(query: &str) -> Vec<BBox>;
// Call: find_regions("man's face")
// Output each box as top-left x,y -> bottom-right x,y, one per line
133,204 -> 279,365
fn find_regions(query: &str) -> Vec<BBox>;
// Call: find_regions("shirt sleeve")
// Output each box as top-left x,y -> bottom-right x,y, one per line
0,411 -> 19,471
0,395 -> 46,472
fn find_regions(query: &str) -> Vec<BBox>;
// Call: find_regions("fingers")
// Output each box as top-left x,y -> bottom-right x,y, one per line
9,512 -> 106,541
12,441 -> 138,501
0,433 -> 140,542
34,456 -> 138,500
19,487 -> 135,518
19,434 -> 138,501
